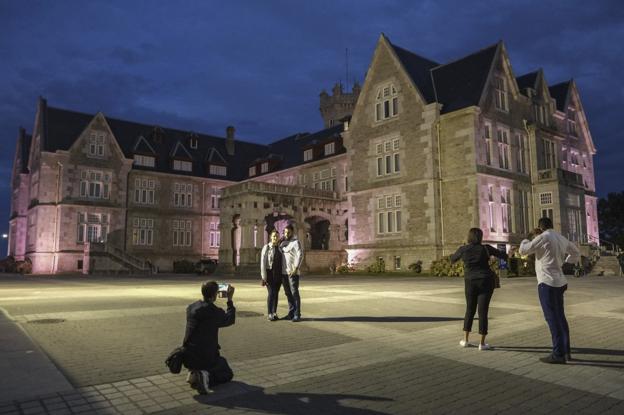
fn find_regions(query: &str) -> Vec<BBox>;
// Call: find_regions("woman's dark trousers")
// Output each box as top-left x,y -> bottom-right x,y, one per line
266,271 -> 282,315
463,278 -> 494,335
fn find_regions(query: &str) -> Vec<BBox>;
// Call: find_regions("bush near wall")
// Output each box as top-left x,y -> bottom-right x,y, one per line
429,256 -> 501,277
173,260 -> 196,274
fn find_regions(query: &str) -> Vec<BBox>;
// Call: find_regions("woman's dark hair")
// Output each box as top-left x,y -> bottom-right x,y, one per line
285,224 -> 294,232
467,227 -> 483,245
538,217 -> 553,230
201,281 -> 219,300
269,229 -> 279,237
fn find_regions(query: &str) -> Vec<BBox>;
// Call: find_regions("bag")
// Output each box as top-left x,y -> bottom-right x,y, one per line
165,346 -> 185,374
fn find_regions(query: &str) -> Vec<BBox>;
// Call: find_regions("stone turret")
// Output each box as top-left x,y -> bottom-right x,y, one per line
319,82 -> 361,128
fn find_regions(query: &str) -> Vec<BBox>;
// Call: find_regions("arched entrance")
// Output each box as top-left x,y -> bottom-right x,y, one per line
305,216 -> 330,250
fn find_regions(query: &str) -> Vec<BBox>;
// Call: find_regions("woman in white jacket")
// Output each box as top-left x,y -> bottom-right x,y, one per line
260,229 -> 283,321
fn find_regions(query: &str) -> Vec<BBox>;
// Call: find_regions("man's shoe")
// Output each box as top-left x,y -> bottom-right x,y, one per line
478,343 -> 493,351
267,313 -> 273,321
196,370 -> 213,394
459,340 -> 473,348
283,314 -> 294,321
271,314 -> 279,321
540,354 -> 566,364
565,353 -> 573,361
291,316 -> 301,322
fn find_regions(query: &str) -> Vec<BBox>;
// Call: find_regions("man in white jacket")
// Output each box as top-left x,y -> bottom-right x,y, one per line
280,224 -> 304,322
518,217 -> 580,364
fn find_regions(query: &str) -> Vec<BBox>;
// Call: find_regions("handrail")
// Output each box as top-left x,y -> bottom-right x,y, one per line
104,244 -> 148,270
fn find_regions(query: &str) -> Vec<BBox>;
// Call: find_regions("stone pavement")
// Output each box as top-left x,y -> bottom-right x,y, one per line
0,274 -> 623,414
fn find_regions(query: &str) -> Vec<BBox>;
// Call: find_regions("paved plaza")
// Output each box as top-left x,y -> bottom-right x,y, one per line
1,273 -> 623,414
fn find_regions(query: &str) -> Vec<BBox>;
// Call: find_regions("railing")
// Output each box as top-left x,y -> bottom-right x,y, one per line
581,234 -> 622,255
537,168 -> 584,188
104,244 -> 149,271
222,181 -> 341,200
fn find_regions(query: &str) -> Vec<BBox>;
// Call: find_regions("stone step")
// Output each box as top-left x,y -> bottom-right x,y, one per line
593,256 -> 622,276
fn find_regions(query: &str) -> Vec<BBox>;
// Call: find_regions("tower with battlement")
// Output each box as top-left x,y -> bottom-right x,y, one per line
319,82 -> 361,128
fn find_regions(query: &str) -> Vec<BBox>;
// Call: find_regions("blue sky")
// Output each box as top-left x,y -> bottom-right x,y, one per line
1,0 -> 623,253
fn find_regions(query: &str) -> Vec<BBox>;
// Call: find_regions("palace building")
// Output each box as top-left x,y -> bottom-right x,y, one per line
8,35 -> 598,274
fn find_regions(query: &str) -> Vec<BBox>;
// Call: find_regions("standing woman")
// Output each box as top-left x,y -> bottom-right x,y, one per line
451,228 -> 508,350
260,229 -> 283,321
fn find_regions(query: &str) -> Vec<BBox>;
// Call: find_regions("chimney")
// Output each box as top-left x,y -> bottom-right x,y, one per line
225,126 -> 235,156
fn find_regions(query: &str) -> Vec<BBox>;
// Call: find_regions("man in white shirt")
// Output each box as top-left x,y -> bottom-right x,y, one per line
519,217 -> 580,364
280,224 -> 304,322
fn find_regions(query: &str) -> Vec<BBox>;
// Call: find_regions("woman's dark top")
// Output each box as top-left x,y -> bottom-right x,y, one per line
450,243 -> 508,281
268,245 -> 283,285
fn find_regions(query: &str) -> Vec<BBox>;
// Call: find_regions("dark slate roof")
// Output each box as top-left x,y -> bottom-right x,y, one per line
42,105 -> 346,181
431,43 -> 499,114
549,81 -> 571,112
266,124 -> 345,170
44,106 -> 269,181
388,42 -> 440,103
516,71 -> 539,94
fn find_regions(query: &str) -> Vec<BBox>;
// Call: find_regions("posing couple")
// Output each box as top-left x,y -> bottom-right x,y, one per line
260,224 -> 304,322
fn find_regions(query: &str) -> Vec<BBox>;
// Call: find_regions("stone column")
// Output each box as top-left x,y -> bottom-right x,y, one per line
83,242 -> 91,275
328,223 -> 341,250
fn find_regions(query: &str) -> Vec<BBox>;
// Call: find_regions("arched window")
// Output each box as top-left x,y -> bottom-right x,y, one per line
375,84 -> 398,121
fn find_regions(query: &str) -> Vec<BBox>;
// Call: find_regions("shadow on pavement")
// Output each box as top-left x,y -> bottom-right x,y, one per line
194,382 -> 392,414
496,345 -> 624,368
304,316 -> 463,323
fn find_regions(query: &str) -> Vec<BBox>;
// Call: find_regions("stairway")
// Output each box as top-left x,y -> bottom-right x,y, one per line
592,255 -> 622,277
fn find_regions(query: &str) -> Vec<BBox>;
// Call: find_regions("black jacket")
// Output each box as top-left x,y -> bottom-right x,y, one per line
183,300 -> 235,369
450,244 -> 508,281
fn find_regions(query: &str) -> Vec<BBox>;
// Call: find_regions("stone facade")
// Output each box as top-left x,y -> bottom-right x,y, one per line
8,34 -> 599,274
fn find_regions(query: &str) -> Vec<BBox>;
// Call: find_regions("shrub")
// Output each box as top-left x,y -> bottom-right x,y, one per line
336,262 -> 356,274
430,256 -> 464,277
173,259 -> 196,274
366,258 -> 385,273
408,260 -> 423,273
15,258 -> 32,274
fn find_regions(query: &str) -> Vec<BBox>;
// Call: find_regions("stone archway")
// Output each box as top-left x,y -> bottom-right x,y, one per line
264,212 -> 294,241
305,216 -> 330,250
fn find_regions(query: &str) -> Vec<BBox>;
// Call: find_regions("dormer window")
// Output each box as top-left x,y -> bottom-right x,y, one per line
173,160 -> 192,172
88,132 -> 106,157
324,142 -> 335,156
249,166 -> 256,177
494,76 -> 508,112
189,136 -> 198,149
209,165 -> 227,176
261,162 -> 269,174
375,84 -> 398,121
134,154 -> 155,167
567,107 -> 577,136
303,149 -> 313,162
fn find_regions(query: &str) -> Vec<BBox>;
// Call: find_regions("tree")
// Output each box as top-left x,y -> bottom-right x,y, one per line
598,192 -> 624,249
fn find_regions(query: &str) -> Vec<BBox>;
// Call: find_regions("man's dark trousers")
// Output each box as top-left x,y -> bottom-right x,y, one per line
538,283 -> 570,359
282,274 -> 301,318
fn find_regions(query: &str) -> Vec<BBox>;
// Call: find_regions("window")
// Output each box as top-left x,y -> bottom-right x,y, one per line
375,138 -> 400,177
173,183 -> 193,208
484,123 -> 492,166
515,134 -> 527,174
534,104 -> 549,126
88,132 -> 105,157
541,139 -> 556,169
570,152 -> 580,166
501,187 -> 512,233
312,167 -> 337,191
487,185 -> 495,232
517,189 -> 529,235
394,256 -> 401,270
497,129 -> 510,170
303,149 -> 313,162
79,170 -> 110,199
77,212 -> 108,243
375,84 -> 399,121
249,166 -> 256,177
173,159 -> 192,172
539,192 -> 553,205
541,208 -> 554,220
134,154 -> 155,167
324,142 -> 335,156
567,107 -> 577,136
132,218 -> 154,246
377,194 -> 402,234
494,76 -> 508,112
261,162 -> 269,173
134,178 -> 155,205
209,165 -> 227,176
209,222 -> 221,248
210,187 -> 221,209
189,136 -> 198,149
173,219 -> 192,247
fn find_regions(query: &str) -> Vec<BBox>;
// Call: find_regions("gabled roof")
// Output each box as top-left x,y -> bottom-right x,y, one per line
516,71 -> 539,94
133,135 -> 156,154
388,41 -> 440,103
431,43 -> 499,114
205,147 -> 227,165
549,81 -> 571,112
170,141 -> 193,159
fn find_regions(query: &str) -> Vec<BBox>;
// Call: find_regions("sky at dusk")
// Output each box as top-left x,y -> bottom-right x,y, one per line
1,0 -> 623,255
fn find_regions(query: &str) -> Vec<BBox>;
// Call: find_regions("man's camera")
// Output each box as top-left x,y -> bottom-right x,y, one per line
217,283 -> 230,298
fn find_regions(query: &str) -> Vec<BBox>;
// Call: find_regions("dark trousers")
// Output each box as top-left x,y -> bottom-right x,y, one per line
282,274 -> 301,318
538,283 -> 570,358
266,273 -> 282,315
184,354 -> 233,387
463,278 -> 494,335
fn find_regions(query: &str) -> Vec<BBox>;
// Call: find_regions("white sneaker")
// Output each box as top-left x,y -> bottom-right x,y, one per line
197,370 -> 212,394
459,340 -> 472,348
479,343 -> 493,351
